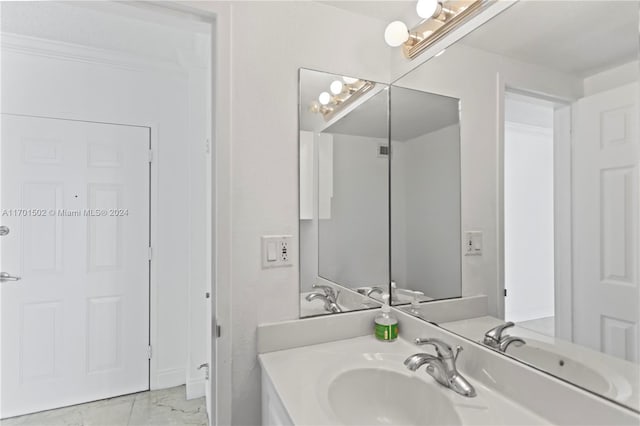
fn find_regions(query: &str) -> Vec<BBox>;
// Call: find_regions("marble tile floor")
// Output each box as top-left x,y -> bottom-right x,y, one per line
0,386 -> 208,426
518,316 -> 555,337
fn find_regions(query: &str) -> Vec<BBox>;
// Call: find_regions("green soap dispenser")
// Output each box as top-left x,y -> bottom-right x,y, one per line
374,305 -> 398,342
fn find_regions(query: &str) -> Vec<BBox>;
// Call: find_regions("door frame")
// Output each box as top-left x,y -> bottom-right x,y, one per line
496,76 -> 574,329
155,2 -> 230,424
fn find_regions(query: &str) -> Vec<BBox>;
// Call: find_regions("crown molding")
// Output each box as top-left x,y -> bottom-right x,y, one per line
1,32 -> 188,75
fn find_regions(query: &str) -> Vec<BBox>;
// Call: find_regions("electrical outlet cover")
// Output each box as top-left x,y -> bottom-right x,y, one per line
262,235 -> 293,268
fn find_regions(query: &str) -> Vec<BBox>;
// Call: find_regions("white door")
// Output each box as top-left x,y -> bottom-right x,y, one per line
0,114 -> 151,418
572,83 -> 639,362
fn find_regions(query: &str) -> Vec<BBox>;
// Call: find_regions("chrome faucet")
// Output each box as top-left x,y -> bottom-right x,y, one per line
484,321 -> 514,343
404,338 -> 476,397
312,284 -> 338,300
483,322 -> 525,352
306,284 -> 342,313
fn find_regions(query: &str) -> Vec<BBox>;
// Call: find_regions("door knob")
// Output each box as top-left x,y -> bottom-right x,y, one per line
0,272 -> 21,282
0,226 -> 9,236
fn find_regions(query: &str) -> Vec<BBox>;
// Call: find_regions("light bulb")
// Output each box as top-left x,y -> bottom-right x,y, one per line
342,76 -> 358,84
384,21 -> 409,47
416,0 -> 441,19
330,80 -> 344,95
318,92 -> 331,106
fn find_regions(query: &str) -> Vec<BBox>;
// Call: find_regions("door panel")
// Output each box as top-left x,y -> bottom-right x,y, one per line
1,115 -> 150,418
572,83 -> 639,362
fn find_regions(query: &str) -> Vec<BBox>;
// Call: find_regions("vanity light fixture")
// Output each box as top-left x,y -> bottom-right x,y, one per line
309,77 -> 376,121
384,0 -> 493,60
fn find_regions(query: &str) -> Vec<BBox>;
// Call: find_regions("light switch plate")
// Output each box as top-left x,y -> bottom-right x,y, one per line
261,235 -> 293,268
464,231 -> 483,256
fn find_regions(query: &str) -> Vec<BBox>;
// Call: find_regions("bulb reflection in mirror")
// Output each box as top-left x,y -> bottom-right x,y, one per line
330,80 -> 344,95
384,21 -> 409,47
318,92 -> 331,105
342,76 -> 359,84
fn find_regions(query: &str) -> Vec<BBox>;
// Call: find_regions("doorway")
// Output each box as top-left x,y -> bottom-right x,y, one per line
503,91 -> 566,338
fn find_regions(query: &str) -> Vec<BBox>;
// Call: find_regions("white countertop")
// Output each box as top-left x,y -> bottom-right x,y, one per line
259,335 -> 551,426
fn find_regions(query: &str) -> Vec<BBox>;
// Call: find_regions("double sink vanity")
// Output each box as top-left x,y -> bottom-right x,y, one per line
272,0 -> 640,424
258,307 -> 638,426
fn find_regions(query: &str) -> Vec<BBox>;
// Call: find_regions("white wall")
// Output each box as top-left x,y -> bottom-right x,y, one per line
1,11 -> 210,394
318,133 -> 389,289
394,44 -> 582,317
188,2 -> 391,424
391,141 -> 408,289
393,124 -> 462,299
299,220 -> 318,293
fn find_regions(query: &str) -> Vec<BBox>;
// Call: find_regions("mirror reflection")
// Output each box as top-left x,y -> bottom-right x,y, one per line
394,0 -> 639,411
299,68 -> 386,317
390,87 -> 462,305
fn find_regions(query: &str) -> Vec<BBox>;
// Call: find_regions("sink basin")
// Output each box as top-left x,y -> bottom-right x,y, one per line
328,368 -> 462,426
505,339 -> 614,396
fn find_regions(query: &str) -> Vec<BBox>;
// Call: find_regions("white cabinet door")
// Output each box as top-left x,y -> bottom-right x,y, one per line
1,115 -> 150,418
572,84 -> 639,362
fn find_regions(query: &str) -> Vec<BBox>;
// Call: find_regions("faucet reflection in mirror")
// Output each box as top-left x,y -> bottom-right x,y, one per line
483,322 -> 526,353
305,284 -> 342,313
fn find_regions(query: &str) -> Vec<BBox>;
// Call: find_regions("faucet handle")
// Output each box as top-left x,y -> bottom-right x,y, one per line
415,337 -> 453,359
484,321 -> 515,343
454,345 -> 463,362
312,284 -> 336,299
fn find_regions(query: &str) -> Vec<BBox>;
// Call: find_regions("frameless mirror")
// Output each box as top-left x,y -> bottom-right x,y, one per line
299,68 -> 386,317
390,87 -> 462,305
393,0 -> 639,411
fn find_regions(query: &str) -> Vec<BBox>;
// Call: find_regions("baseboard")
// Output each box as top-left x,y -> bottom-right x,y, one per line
152,367 -> 186,390
186,377 -> 206,400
